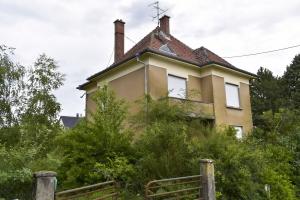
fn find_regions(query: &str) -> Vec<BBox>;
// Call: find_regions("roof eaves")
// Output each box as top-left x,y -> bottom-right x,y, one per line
198,61 -> 256,77
77,48 -> 256,91
87,48 -> 151,81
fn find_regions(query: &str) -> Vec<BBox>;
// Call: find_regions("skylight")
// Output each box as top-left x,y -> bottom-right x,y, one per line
159,44 -> 176,56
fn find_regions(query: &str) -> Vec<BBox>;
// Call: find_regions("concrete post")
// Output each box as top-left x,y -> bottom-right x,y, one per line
200,159 -> 216,200
34,171 -> 57,200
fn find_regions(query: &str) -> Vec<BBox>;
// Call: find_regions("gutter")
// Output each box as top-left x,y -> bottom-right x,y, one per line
77,48 -> 256,90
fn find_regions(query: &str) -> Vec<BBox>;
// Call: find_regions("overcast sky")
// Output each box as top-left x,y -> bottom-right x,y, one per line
1,0 -> 300,116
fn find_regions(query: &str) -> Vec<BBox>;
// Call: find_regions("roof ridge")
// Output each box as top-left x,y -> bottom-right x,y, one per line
169,34 -> 195,52
120,27 -> 159,62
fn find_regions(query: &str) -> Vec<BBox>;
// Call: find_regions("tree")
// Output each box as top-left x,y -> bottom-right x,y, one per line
0,45 -> 25,145
282,54 -> 300,109
0,144 -> 36,200
21,54 -> 65,154
252,109 -> 300,197
250,67 -> 283,126
0,51 -> 65,199
133,97 -> 297,199
132,97 -> 197,185
57,86 -> 134,189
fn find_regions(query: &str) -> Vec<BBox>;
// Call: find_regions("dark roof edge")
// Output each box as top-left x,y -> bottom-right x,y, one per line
77,49 -> 256,90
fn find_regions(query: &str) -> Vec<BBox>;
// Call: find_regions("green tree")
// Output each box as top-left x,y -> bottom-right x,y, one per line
133,97 -> 297,199
282,54 -> 300,109
0,51 -> 64,199
0,144 -> 36,200
250,67 -> 283,126
0,45 -> 25,145
21,54 -> 65,154
132,97 -> 197,186
252,109 -> 300,197
57,86 -> 134,189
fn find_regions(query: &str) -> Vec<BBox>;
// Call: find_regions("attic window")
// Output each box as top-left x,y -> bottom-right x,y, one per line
159,44 -> 176,56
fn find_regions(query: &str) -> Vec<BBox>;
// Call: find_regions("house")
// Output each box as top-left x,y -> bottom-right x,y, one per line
60,114 -> 82,128
78,15 -> 254,137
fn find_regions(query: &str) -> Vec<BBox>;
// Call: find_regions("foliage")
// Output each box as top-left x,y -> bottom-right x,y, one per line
0,46 -> 64,199
251,109 -> 300,197
57,86 -> 135,189
132,97 -> 297,199
0,45 -> 25,145
282,54 -> 300,109
21,54 -> 64,155
132,98 -> 196,185
250,67 -> 283,126
191,130 -> 296,200
0,144 -> 36,200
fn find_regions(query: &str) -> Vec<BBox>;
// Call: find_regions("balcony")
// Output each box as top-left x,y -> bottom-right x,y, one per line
168,97 -> 215,119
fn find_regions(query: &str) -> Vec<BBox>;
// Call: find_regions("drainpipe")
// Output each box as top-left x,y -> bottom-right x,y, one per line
135,53 -> 148,95
136,53 -> 149,126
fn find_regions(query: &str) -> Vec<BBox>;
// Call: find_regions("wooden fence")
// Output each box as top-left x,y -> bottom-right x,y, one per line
55,181 -> 118,200
145,175 -> 203,199
33,159 -> 215,200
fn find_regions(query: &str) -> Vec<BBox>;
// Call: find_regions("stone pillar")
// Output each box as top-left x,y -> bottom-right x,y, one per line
200,159 -> 216,200
34,171 -> 57,200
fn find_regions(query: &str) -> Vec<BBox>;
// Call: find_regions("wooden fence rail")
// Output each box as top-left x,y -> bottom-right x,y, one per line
145,174 -> 203,200
55,181 -> 118,200
33,159 -> 215,200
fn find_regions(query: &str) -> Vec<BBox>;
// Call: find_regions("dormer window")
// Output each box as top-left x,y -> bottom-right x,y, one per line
159,44 -> 176,56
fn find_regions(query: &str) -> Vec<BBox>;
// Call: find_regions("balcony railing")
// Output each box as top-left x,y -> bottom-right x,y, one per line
168,97 -> 215,119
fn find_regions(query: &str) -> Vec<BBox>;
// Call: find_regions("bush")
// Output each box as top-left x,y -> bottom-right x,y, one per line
56,86 -> 135,189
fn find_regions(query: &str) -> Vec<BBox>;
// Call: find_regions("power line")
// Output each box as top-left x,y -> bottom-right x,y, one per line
223,44 -> 300,58
106,49 -> 114,68
125,35 -> 136,44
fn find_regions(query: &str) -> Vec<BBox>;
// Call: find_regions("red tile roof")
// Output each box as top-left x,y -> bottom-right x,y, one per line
78,27 -> 254,89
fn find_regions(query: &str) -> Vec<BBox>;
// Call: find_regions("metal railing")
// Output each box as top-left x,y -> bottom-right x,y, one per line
55,181 -> 118,200
145,175 -> 203,200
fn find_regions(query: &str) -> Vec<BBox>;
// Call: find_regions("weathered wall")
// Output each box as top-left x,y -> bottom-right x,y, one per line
86,91 -> 97,120
200,75 -> 214,104
187,75 -> 202,101
211,75 -> 253,134
108,67 -> 145,113
148,65 -> 168,99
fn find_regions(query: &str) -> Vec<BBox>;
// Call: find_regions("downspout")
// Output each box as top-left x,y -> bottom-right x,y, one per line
135,53 -> 148,95
136,53 -> 149,126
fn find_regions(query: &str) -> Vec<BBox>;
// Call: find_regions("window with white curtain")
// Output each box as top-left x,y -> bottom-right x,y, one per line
168,75 -> 186,99
225,83 -> 240,108
233,126 -> 243,139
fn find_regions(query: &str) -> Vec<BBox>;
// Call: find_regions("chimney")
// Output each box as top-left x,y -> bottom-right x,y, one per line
114,19 -> 125,62
159,15 -> 170,35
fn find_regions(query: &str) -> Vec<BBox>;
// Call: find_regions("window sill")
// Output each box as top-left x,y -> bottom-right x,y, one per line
226,106 -> 243,111
168,96 -> 187,101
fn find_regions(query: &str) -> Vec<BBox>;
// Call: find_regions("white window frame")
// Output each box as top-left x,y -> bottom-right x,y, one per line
233,126 -> 243,139
225,83 -> 240,108
167,74 -> 187,99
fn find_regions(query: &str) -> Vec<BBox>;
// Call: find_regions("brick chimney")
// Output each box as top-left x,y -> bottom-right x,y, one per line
114,19 -> 125,62
159,15 -> 170,35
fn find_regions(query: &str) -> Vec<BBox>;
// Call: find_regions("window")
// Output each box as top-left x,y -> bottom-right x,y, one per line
168,75 -> 186,99
225,83 -> 240,108
234,126 -> 243,139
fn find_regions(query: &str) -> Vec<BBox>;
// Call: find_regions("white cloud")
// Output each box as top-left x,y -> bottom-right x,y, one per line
1,0 -> 300,116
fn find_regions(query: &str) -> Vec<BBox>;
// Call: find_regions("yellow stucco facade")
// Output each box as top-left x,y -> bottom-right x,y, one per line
84,52 -> 253,134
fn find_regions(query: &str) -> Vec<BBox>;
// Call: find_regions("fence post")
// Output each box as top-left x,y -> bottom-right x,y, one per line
200,159 -> 216,200
33,171 -> 57,200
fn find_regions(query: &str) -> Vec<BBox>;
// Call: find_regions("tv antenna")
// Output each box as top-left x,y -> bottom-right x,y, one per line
149,1 -> 168,26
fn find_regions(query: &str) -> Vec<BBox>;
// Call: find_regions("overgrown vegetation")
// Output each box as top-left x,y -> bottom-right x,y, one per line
0,45 -> 64,199
1,45 -> 300,200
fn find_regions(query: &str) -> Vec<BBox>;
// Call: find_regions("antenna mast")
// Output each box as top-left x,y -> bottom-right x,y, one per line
149,1 -> 168,26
